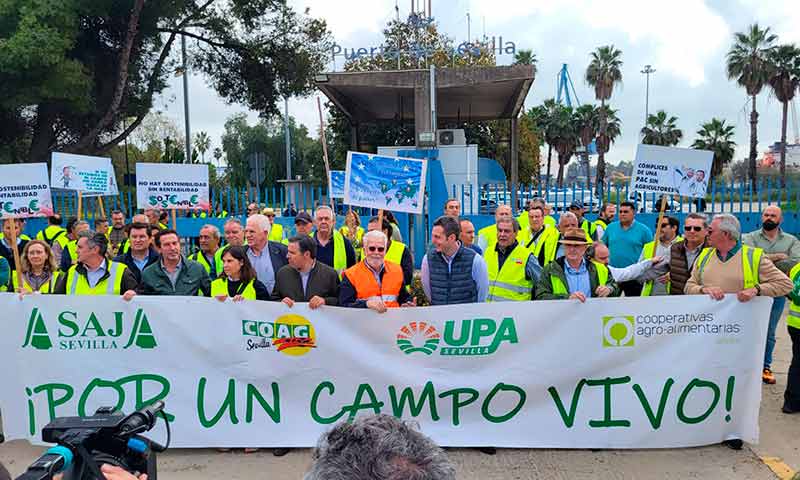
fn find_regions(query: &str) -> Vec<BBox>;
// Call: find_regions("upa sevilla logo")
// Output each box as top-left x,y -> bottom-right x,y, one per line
396,322 -> 440,355
241,314 -> 316,356
602,315 -> 635,347
22,307 -> 157,351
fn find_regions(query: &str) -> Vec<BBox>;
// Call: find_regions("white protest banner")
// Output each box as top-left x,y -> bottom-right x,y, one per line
0,294 -> 767,449
631,145 -> 714,198
136,163 -> 210,210
329,170 -> 345,199
50,152 -> 115,195
0,163 -> 54,219
344,151 -> 426,214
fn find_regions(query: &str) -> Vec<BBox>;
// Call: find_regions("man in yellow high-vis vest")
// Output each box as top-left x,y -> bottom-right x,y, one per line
262,207 -> 288,245
477,204 -> 512,252
313,206 -> 356,275
536,212 -> 591,267
366,216 -> 413,287
189,224 -> 222,280
785,263 -> 800,414
485,217 -> 541,301
54,231 -> 138,299
535,227 -> 619,301
639,215 -> 683,297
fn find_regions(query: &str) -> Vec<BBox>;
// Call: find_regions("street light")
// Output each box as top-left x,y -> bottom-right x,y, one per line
641,64 -> 656,131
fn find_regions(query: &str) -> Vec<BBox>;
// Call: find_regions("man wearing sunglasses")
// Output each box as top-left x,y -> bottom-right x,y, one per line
639,216 -> 682,296
669,213 -> 709,296
339,230 -> 415,312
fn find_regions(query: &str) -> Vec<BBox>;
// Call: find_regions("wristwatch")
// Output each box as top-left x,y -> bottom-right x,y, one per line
754,284 -> 762,296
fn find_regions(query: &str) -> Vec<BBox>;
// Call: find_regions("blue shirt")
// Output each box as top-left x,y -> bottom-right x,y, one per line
602,220 -> 653,268
564,258 -> 592,298
0,255 -> 9,288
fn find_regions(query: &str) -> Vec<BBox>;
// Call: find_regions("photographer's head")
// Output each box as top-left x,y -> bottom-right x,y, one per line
305,414 -> 455,480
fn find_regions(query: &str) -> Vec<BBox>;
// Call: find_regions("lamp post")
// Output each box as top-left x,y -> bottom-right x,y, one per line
641,64 -> 655,130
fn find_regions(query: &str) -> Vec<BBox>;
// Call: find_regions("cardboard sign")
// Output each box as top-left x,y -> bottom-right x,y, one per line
51,152 -> 116,195
0,163 -> 54,219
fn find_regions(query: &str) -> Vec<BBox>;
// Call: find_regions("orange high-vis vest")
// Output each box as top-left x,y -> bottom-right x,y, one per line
342,260 -> 404,308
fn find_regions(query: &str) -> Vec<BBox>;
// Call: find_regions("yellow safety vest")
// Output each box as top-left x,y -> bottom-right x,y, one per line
477,224 -> 498,250
36,226 -> 69,249
640,236 -> 683,297
11,271 -> 61,294
694,245 -> 762,290
484,244 -> 533,302
65,261 -> 127,295
517,212 -> 557,231
788,263 -> 800,330
210,277 -> 256,300
550,261 -> 609,295
593,218 -> 608,234
318,230 -> 347,274
580,218 -> 597,240
64,240 -> 78,266
0,233 -> 31,241
213,247 -> 226,277
269,223 -> 287,245
517,225 -> 554,255
190,250 -> 220,279
341,226 -> 365,259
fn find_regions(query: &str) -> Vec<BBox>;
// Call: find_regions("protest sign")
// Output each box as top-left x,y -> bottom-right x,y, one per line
50,152 -> 116,195
0,163 -> 54,219
329,170 -> 345,198
631,145 -> 713,198
344,151 -> 426,214
0,294 -> 767,449
136,163 -> 210,210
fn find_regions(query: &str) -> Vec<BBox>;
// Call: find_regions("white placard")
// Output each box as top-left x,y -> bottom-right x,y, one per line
0,294 -> 767,449
50,152 -> 116,195
136,163 -> 210,210
0,163 -> 54,219
344,151 -> 426,214
632,145 -> 713,198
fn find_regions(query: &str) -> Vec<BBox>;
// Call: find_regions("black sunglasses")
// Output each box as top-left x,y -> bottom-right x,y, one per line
685,226 -> 705,232
367,246 -> 385,252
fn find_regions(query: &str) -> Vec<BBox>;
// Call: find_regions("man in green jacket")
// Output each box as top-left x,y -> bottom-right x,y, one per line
137,229 -> 210,296
536,227 -> 620,301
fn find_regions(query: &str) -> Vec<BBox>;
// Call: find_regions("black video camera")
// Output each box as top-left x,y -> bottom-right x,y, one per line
16,401 -> 169,480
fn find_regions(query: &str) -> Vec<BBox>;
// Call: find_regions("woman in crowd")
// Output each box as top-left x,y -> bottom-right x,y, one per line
340,210 -> 364,260
211,245 -> 270,301
384,210 -> 402,243
12,240 -> 61,294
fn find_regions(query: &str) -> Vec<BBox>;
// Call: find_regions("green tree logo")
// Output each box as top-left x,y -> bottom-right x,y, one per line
396,322 -> 440,355
22,308 -> 52,350
602,316 -> 635,347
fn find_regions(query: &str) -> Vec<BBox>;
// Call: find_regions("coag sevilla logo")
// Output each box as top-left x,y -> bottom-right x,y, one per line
602,315 -> 635,347
241,314 -> 316,356
396,322 -> 440,355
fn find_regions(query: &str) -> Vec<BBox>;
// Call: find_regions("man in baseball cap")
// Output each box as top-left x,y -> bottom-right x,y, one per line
294,211 -> 314,236
535,227 -> 620,302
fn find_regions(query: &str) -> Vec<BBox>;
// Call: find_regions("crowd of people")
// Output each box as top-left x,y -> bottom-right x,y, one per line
1,196 -> 800,451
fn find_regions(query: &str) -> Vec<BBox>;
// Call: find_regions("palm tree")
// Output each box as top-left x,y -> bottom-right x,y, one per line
585,45 -> 623,195
514,49 -> 537,75
641,110 -> 683,146
574,104 -> 599,185
194,131 -> 211,163
767,44 -> 800,186
691,118 -> 736,179
726,23 -> 778,189
527,99 -> 559,188
549,105 -> 579,187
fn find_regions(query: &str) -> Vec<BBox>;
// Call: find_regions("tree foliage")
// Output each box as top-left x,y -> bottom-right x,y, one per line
0,0 -> 332,163
585,45 -> 623,192
641,110 -> 683,146
691,118 -> 736,179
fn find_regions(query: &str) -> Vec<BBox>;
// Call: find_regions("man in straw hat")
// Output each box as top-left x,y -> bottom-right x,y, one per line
535,227 -> 620,301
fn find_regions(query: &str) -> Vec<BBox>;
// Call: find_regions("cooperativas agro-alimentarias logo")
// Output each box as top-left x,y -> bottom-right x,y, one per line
602,315 -> 635,347
241,314 -> 316,356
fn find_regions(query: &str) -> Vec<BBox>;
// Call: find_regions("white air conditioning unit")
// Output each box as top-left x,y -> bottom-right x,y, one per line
437,129 -> 466,146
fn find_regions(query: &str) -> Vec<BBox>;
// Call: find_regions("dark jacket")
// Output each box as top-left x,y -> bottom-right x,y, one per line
53,259 -> 139,295
426,245 -> 478,305
0,238 -> 28,271
246,241 -> 289,277
114,247 -> 159,285
272,261 -> 340,306
535,257 -> 621,300
669,240 -> 707,295
138,256 -> 211,296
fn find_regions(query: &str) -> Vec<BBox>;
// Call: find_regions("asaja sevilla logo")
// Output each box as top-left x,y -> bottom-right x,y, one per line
241,314 -> 316,356
396,322 -> 440,355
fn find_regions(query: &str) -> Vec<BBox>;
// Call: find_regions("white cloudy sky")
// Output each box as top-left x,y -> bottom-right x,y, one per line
155,0 -> 800,169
